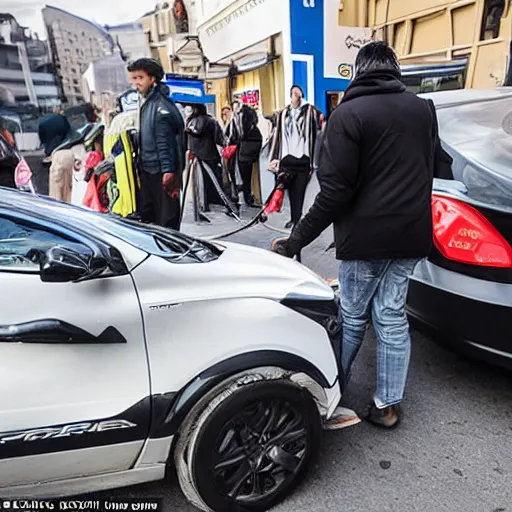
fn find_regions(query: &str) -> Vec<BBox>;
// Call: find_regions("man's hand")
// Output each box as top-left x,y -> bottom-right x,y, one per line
162,172 -> 175,189
270,235 -> 302,258
162,172 -> 178,198
269,159 -> 280,172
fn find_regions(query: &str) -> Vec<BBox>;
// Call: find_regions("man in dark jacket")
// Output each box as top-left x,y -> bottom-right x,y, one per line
279,41 -> 449,429
128,58 -> 185,230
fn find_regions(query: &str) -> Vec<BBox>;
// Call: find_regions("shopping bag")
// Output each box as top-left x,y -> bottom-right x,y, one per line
222,144 -> 237,160
84,150 -> 103,171
14,158 -> 33,189
83,177 -> 106,212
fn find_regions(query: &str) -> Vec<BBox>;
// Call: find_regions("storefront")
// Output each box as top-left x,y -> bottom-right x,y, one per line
198,0 -> 373,118
197,0 -> 291,118
289,0 -> 372,116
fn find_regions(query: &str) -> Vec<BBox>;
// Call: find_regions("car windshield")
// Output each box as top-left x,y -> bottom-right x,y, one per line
112,217 -> 222,263
1,192 -> 221,264
437,96 -> 512,210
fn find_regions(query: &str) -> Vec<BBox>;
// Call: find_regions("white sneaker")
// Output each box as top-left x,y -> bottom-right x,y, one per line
324,406 -> 361,431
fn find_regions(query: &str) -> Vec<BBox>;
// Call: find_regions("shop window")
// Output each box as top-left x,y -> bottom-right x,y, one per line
481,0 -> 505,40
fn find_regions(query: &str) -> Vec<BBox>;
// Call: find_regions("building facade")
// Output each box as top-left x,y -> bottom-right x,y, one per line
0,13 -> 59,110
197,0 -> 512,118
105,23 -> 151,62
140,1 -> 203,74
196,0 -> 371,118
341,0 -> 512,91
43,5 -> 115,105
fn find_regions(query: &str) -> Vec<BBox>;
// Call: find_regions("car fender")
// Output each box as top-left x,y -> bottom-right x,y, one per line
149,354 -> 337,439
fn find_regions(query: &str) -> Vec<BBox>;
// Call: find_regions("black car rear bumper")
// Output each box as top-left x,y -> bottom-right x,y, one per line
407,260 -> 512,370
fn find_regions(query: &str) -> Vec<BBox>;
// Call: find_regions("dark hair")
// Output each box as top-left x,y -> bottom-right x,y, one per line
241,104 -> 258,129
221,106 -> 232,114
354,41 -> 401,78
290,85 -> 304,97
192,104 -> 207,117
127,58 -> 165,81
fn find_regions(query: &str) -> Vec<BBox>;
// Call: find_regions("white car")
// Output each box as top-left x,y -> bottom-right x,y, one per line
0,188 -> 342,512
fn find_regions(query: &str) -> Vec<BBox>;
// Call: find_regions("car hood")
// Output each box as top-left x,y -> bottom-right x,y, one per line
134,240 -> 334,305
213,241 -> 334,301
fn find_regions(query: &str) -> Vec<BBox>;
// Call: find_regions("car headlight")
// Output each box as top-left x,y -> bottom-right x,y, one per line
282,297 -> 343,385
281,298 -> 341,339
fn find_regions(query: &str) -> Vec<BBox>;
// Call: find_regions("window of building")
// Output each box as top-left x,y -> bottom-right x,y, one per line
481,0 -> 505,40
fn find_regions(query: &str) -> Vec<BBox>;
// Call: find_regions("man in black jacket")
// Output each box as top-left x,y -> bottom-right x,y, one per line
280,42 -> 448,428
128,58 -> 185,230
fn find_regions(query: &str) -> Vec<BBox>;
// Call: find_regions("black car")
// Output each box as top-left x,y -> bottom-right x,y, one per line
407,88 -> 512,370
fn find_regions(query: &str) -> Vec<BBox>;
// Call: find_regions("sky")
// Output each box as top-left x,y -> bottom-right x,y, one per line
3,0 -> 157,38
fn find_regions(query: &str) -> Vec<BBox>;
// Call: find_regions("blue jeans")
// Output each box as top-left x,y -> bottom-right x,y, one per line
339,259 -> 420,408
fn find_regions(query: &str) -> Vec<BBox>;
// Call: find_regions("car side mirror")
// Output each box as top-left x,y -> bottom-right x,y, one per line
39,246 -> 94,283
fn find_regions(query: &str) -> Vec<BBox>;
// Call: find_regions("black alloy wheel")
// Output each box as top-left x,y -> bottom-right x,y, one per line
212,399 -> 307,501
189,380 -> 322,512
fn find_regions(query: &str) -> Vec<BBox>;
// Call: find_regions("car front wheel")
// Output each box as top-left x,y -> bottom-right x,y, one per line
176,378 -> 322,512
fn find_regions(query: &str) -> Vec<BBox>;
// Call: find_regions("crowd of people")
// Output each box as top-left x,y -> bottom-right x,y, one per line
1,41 -> 454,428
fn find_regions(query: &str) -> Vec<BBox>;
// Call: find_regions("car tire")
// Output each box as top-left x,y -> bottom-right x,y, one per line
184,379 -> 322,512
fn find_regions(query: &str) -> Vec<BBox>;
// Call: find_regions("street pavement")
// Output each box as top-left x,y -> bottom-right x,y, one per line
98,203 -> 512,512
13,160 -> 512,511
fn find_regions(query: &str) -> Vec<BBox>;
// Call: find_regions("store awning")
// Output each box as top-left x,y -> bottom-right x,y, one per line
205,38 -> 276,78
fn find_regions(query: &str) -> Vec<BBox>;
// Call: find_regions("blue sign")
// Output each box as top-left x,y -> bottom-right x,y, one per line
163,75 -> 216,106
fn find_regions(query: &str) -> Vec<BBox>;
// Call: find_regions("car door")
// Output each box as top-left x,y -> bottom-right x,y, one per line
0,211 -> 151,490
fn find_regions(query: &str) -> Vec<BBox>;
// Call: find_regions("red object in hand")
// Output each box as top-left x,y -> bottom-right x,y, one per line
84,150 -> 103,170
162,172 -> 180,198
162,172 -> 175,189
222,145 -> 237,160
264,189 -> 284,215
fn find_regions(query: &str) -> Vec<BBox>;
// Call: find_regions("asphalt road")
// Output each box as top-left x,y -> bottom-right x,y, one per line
95,205 -> 512,512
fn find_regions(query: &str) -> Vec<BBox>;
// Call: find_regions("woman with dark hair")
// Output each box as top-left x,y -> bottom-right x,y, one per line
185,104 -> 225,210
237,104 -> 262,206
268,85 -> 322,228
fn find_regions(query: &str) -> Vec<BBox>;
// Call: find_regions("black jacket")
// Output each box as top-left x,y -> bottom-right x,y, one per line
38,114 -> 72,156
139,83 -> 185,174
186,114 -> 224,163
291,71 -> 445,261
238,106 -> 262,162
